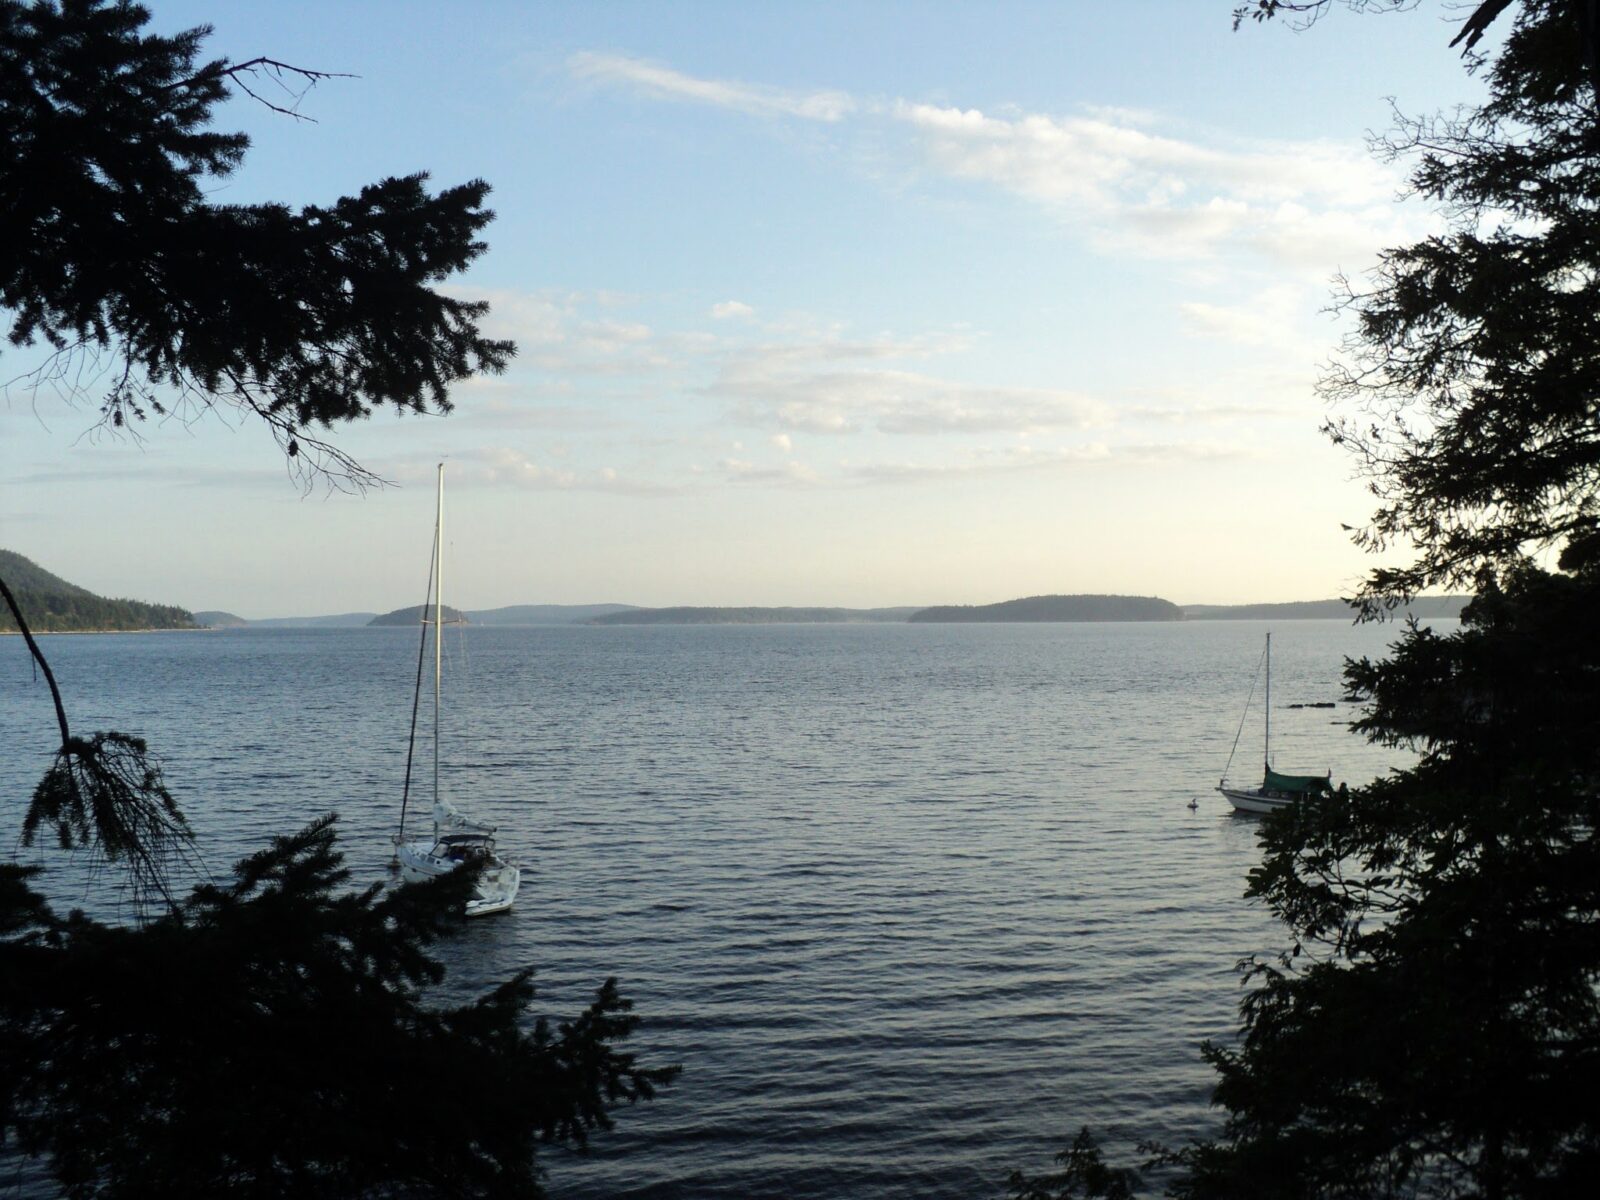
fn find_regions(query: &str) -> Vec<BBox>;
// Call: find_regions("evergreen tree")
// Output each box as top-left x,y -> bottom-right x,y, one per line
1010,4 -> 1600,1193
1,819 -> 676,1200
0,0 -> 514,482
1169,3 -> 1600,1195
1,5 -> 674,1195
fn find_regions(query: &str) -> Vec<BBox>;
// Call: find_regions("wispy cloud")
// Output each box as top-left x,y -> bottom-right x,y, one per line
841,439 -> 1259,485
568,52 -> 1418,274
890,100 -> 1409,268
451,394 -> 628,432
719,457 -> 819,486
387,448 -> 680,495
569,52 -> 854,121
1177,288 -> 1304,346
410,283 -> 1300,498
708,341 -> 1108,436
453,287 -> 719,377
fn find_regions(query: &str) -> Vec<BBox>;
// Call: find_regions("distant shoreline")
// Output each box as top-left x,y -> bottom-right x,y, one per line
1,627 -> 212,637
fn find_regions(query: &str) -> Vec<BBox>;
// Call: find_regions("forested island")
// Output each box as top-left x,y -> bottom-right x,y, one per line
910,594 -> 1183,622
368,604 -> 469,626
472,603 -> 638,625
25,586 -> 1476,632
587,605 -> 919,625
0,549 -> 198,633
192,610 -> 249,628
255,595 -> 1469,627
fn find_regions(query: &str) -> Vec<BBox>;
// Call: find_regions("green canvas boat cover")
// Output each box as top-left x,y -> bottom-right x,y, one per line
1264,767 -> 1331,795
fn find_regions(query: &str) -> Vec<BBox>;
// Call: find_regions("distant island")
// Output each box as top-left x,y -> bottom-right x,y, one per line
13,542 -> 1469,635
587,606 -> 921,626
192,610 -> 249,628
369,604 -> 469,627
472,603 -> 638,625
910,594 -> 1183,623
1182,596 -> 1470,620
247,613 -> 379,629
0,549 -> 198,633
10,573 -> 1473,632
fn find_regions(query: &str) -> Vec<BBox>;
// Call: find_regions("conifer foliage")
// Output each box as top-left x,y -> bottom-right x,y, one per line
0,0 -> 514,478
1012,4 -> 1600,1194
1,819 -> 676,1199
1,4 -> 673,1196
1168,3 -> 1600,1195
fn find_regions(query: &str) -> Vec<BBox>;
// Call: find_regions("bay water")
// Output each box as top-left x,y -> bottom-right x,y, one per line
0,620 -> 1425,1198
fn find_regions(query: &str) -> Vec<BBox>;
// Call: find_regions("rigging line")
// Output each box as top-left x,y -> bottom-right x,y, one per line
1220,638 -> 1269,783
450,538 -> 473,746
397,540 -> 437,844
450,612 -> 472,746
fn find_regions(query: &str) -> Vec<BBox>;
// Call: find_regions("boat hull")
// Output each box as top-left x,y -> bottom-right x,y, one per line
1217,784 -> 1294,815
397,839 -> 521,917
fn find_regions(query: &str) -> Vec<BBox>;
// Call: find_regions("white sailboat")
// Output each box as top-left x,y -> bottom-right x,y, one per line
394,464 -> 521,916
1216,632 -> 1337,815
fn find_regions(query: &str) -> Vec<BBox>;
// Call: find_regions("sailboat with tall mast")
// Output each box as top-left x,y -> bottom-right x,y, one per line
394,463 -> 521,916
1216,632 -> 1337,815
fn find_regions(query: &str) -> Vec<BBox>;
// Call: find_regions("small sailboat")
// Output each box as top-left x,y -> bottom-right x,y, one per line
1216,632 -> 1337,815
394,464 -> 521,916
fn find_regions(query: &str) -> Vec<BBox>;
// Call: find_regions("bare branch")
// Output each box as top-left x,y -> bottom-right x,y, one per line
163,56 -> 358,123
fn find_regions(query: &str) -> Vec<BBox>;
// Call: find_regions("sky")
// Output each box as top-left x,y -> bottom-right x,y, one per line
1,1 -> 1494,617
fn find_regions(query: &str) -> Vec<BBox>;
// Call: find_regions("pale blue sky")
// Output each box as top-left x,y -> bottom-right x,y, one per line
2,2 -> 1488,616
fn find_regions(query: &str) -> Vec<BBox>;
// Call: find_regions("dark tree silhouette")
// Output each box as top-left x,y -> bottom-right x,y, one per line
1174,3 -> 1600,1195
1,5 -> 674,1196
1011,3 -> 1600,1194
0,0 -> 514,486
1234,1 -> 1600,114
1,818 -> 676,1200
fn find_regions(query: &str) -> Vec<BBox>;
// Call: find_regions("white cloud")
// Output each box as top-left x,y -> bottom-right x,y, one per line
711,300 -> 755,320
890,100 -> 1412,269
444,390 -> 626,432
565,52 -> 1421,275
417,281 -> 1316,500
445,286 -> 716,377
1126,402 -> 1301,425
388,448 -> 678,495
1178,297 -> 1284,346
841,439 -> 1260,485
891,101 -> 1392,210
719,457 -> 819,486
709,341 -> 1109,436
569,52 -> 854,121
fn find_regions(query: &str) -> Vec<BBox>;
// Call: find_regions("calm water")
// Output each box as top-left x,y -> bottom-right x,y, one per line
1,620 -> 1425,1198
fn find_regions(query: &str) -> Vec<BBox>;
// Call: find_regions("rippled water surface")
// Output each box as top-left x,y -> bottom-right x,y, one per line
1,620 -> 1428,1198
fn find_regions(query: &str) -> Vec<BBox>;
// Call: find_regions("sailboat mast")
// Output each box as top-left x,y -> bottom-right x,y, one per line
1264,632 -> 1272,771
433,463 -> 443,810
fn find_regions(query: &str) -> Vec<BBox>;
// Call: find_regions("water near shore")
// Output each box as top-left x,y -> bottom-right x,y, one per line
1,620 -> 1424,1198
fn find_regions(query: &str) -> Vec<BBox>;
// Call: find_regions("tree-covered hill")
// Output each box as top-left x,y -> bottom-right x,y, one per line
471,602 -> 640,625
191,610 -> 249,628
910,594 -> 1182,622
587,605 -> 919,625
368,604 -> 468,626
0,549 -> 198,632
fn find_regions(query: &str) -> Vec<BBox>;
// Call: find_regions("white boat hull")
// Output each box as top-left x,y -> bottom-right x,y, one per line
397,838 -> 521,917
1217,784 -> 1294,815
